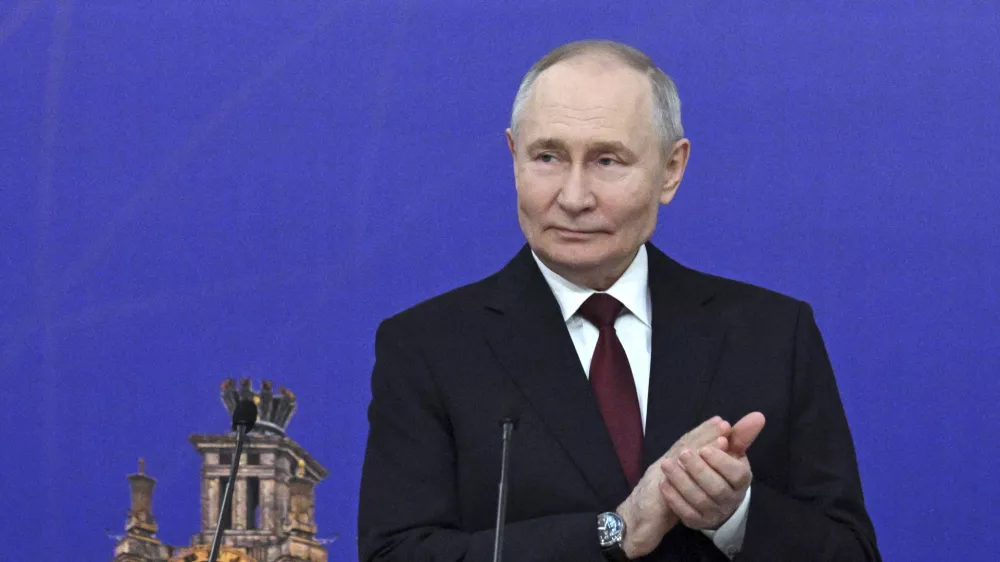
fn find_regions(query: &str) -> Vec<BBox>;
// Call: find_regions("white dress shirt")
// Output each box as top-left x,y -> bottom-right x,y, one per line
532,245 -> 749,559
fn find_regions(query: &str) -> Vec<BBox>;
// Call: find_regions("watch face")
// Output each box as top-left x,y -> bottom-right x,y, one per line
597,512 -> 625,547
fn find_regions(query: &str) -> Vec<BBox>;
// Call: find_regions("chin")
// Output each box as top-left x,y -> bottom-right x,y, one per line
538,244 -> 617,274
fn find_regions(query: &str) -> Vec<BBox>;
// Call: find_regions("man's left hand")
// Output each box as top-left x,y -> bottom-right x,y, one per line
658,446 -> 751,530
657,412 -> 765,530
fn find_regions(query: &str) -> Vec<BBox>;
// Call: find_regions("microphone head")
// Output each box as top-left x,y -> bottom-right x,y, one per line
499,415 -> 519,431
232,399 -> 258,431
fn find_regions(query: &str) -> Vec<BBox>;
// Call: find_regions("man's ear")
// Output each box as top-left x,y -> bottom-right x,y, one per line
506,128 -> 519,183
659,138 -> 691,205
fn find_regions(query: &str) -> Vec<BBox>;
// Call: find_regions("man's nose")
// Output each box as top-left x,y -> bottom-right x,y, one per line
556,163 -> 595,213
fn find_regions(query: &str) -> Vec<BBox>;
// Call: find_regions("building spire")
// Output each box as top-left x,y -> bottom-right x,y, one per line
286,458 -> 318,539
113,458 -> 170,561
125,458 -> 158,537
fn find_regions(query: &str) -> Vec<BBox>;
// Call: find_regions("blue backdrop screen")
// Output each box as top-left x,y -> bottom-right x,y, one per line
1,1 -> 998,561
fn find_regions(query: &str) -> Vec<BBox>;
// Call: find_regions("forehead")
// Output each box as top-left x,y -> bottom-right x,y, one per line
519,56 -> 656,146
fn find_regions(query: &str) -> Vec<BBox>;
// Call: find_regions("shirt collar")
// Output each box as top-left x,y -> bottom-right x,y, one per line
531,245 -> 651,327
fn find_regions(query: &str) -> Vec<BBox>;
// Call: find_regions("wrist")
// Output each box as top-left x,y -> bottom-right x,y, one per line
621,535 -> 641,560
614,501 -> 646,560
613,501 -> 631,552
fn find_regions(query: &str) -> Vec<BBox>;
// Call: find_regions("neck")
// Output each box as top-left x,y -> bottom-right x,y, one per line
539,248 -> 640,291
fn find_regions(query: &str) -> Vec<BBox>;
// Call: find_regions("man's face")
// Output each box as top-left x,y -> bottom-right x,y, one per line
507,56 -> 689,289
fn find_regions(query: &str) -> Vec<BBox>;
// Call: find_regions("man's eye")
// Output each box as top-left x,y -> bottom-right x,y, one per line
597,157 -> 620,166
537,153 -> 558,163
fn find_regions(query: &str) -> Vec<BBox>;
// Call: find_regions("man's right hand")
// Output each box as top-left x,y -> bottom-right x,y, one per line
615,416 -> 732,559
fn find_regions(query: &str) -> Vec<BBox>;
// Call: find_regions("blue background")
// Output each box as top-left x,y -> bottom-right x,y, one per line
2,1 -> 998,560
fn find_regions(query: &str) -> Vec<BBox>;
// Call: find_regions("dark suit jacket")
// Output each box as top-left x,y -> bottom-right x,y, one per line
358,244 -> 880,561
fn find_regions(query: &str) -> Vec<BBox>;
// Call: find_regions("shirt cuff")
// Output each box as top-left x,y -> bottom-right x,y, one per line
701,486 -> 751,560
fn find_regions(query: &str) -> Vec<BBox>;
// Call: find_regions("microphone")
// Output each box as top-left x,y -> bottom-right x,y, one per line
231,399 -> 258,431
492,415 -> 518,562
208,399 -> 257,562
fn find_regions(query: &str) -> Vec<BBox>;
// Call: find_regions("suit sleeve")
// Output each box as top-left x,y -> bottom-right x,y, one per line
737,303 -> 881,561
358,319 -> 604,562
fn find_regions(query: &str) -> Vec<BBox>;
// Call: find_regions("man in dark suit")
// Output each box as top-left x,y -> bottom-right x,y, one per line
358,40 -> 880,561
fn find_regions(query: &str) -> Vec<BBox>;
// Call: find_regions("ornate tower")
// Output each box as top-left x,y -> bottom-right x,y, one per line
181,378 -> 329,562
112,458 -> 172,562
112,379 -> 329,562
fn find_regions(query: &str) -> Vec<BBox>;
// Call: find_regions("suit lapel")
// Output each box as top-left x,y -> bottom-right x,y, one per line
641,244 -> 729,470
483,246 -> 630,508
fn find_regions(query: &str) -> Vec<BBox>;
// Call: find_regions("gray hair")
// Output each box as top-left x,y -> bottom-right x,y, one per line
509,40 -> 684,148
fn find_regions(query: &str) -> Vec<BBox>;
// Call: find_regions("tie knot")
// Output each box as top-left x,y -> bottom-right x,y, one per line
578,293 -> 624,328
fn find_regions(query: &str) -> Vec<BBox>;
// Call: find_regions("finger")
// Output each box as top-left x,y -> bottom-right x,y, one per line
659,475 -> 703,524
678,448 -> 734,500
661,456 -> 720,515
699,446 -> 752,490
681,417 -> 732,453
729,412 -> 766,456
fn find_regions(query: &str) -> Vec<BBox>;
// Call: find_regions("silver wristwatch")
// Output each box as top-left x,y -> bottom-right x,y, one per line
597,511 -> 628,561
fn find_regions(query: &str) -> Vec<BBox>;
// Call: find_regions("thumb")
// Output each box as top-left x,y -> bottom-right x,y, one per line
729,412 -> 766,457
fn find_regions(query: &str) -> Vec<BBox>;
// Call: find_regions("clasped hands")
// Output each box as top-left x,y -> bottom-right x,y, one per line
616,412 -> 766,559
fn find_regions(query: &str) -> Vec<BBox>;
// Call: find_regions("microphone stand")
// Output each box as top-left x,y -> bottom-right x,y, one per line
208,420 -> 252,562
492,418 -> 516,562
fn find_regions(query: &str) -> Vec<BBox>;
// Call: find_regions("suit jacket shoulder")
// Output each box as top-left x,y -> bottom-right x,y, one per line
644,244 -> 808,331
376,245 -> 541,346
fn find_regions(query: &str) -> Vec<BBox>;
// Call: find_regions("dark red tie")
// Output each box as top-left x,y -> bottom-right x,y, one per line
578,293 -> 644,489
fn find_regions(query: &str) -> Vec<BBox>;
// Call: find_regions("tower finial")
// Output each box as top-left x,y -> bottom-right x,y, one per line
138,457 -> 145,475
220,378 -> 297,435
